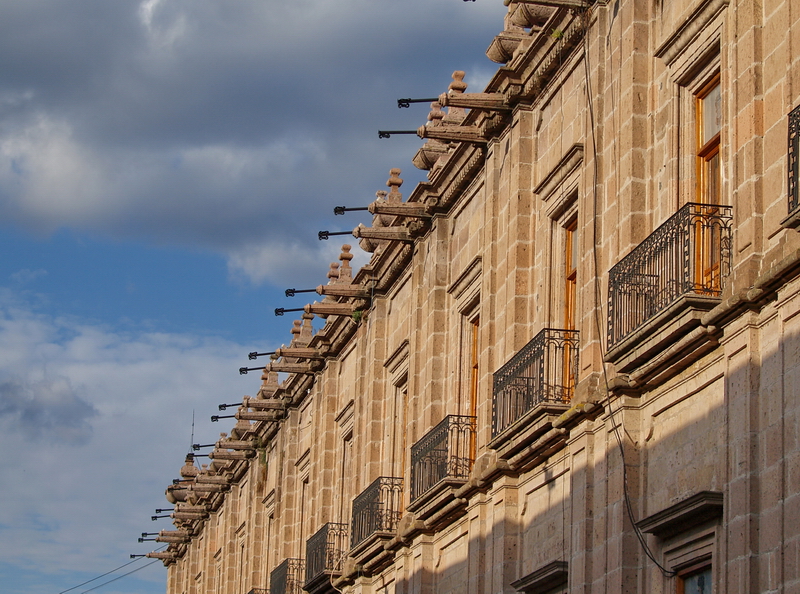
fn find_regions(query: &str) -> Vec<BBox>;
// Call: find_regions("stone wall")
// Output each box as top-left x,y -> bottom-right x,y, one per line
154,2 -> 800,593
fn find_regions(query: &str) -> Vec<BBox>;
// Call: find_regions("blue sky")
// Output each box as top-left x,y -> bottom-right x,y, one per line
0,1 -> 506,593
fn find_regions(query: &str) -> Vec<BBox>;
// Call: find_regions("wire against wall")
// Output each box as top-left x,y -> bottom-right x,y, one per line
581,6 -> 676,579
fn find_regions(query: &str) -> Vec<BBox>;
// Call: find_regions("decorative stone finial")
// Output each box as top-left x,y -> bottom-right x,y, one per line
291,319 -> 302,338
258,363 -> 281,398
450,71 -> 467,93
327,262 -> 340,283
299,312 -> 315,344
338,245 -> 354,283
180,454 -> 198,479
386,169 -> 403,203
429,102 -> 445,126
443,72 -> 468,126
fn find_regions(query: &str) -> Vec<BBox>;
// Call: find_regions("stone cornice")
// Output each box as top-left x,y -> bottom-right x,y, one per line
654,0 -> 728,67
637,491 -> 723,539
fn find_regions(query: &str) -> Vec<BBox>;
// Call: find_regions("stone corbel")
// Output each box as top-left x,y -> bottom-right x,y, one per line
486,30 -> 530,64
504,0 -> 591,8
176,504 -> 208,513
216,439 -> 255,451
172,510 -> 208,520
207,450 -> 254,461
147,551 -> 178,560
305,301 -> 360,317
156,534 -> 190,544
160,529 -> 191,538
438,92 -> 512,111
353,225 -> 412,242
241,396 -> 286,410
234,409 -> 286,422
194,474 -> 232,485
187,482 -> 229,493
417,124 -> 487,145
509,2 -> 555,28
315,284 -> 372,299
368,201 -> 433,219
266,360 -> 323,374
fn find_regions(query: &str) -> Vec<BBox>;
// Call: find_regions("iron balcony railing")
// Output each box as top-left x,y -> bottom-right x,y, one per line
270,558 -> 304,594
492,328 -> 579,438
790,105 -> 800,215
304,522 -> 348,586
410,415 -> 476,502
350,476 -> 403,550
246,589 -> 268,594
607,202 -> 733,349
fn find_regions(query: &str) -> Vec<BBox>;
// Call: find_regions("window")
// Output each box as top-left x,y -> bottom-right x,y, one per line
298,477 -> 309,555
696,74 -> 721,205
564,218 -> 578,330
678,563 -> 712,594
469,316 -> 480,417
562,218 -> 578,401
389,379 -> 408,479
637,491 -> 721,594
338,432 -> 353,522
468,316 -> 479,460
694,74 -> 723,291
383,340 -> 409,493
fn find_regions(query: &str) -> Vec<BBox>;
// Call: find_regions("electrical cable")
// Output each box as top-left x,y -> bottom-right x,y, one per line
57,558 -> 141,594
78,559 -> 161,594
582,7 -> 676,579
57,545 -> 167,594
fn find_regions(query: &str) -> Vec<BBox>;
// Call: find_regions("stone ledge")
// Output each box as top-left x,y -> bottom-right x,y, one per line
342,531 -> 396,580
302,569 -> 341,594
637,491 -> 723,540
605,294 -> 721,373
489,402 -> 570,462
406,478 -> 468,521
511,560 -> 568,593
780,207 -> 800,230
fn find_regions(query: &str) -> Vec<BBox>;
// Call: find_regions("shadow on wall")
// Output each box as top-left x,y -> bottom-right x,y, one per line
370,320 -> 799,593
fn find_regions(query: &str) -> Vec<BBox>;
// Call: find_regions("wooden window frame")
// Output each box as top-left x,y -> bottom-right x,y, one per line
693,73 -> 722,290
676,559 -> 713,594
695,73 -> 721,205
564,217 -> 578,331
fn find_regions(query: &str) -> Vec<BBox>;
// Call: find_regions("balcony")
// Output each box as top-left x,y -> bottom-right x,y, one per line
245,590 -> 268,594
303,522 -> 348,593
350,476 -> 403,550
606,203 -> 732,379
270,558 -> 305,594
410,415 -> 476,502
492,328 -> 579,440
785,105 -> 800,227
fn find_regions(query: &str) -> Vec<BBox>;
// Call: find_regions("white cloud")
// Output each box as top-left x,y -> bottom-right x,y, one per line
0,287 -> 248,578
138,0 -> 187,49
0,115 -> 109,227
226,237 -> 370,287
9,268 -> 47,285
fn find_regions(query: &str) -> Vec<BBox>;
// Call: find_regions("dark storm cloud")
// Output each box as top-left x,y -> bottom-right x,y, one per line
0,0 -> 505,282
0,378 -> 97,445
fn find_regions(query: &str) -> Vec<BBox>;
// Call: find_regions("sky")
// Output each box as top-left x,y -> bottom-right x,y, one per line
0,1 -> 508,593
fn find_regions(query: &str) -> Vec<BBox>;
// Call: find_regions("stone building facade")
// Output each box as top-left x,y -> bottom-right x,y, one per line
149,0 -> 800,593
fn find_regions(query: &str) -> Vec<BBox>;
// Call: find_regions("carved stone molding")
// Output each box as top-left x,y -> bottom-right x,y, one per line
638,491 -> 723,540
